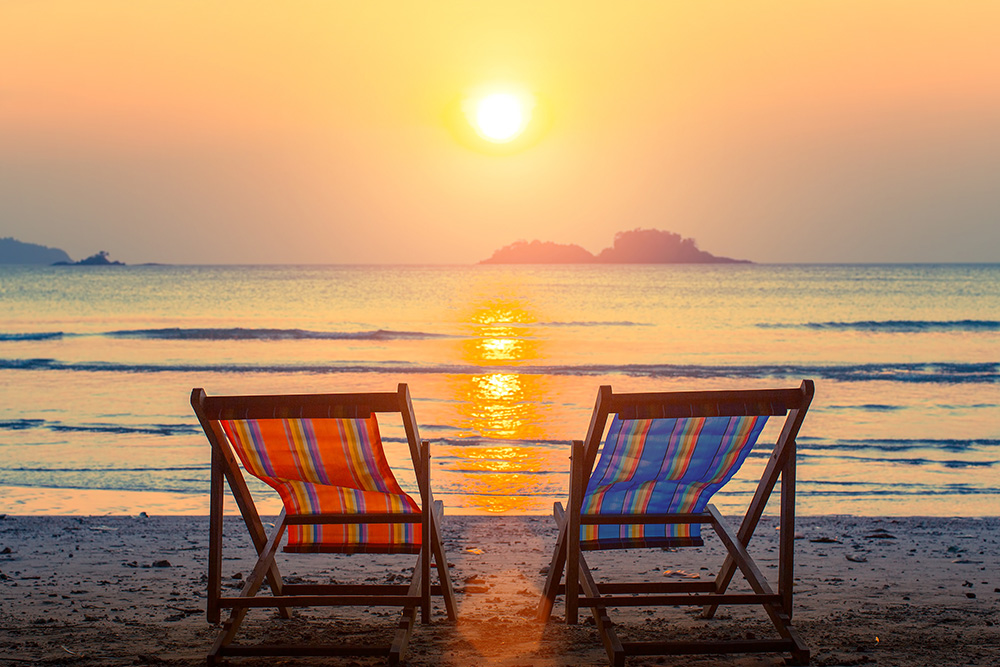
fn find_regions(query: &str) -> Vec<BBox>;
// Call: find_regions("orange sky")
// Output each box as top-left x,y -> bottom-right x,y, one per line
2,1 -> 999,263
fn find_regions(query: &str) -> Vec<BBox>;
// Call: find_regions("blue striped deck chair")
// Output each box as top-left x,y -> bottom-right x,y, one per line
538,381 -> 814,666
191,384 -> 456,666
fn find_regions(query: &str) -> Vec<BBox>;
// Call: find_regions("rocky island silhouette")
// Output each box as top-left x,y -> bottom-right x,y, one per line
52,250 -> 126,266
480,228 -> 748,264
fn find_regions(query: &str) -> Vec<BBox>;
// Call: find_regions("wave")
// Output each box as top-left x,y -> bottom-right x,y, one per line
0,419 -> 199,437
797,486 -> 994,497
105,327 -> 452,341
826,404 -> 903,411
0,332 -> 64,341
797,437 -> 1000,453
759,319 -> 1000,333
3,358 -> 997,384
796,452 -> 996,469
2,465 -> 207,473
536,321 -> 652,327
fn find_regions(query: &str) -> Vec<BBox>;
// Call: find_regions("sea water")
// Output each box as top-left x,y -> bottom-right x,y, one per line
0,263 -> 997,516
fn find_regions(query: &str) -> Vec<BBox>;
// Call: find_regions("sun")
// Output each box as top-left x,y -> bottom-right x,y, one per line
467,91 -> 534,143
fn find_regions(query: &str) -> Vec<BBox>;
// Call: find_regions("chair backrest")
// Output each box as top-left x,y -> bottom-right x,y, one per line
192,384 -> 426,554
582,414 -> 767,549
577,383 -> 813,551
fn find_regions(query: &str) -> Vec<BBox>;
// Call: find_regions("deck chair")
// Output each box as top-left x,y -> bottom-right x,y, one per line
191,383 -> 456,666
538,380 -> 814,666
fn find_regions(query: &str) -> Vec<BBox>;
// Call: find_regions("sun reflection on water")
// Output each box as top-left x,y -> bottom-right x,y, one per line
444,297 -> 557,513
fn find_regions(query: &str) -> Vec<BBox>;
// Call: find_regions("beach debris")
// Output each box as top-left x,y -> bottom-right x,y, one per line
963,580 -> 974,587
151,560 -> 171,568
463,575 -> 489,593
90,525 -> 118,532
465,547 -> 484,555
165,605 -> 200,616
864,531 -> 896,539
966,592 -> 977,599
60,645 -> 76,655
810,537 -> 842,543
0,547 -> 11,554
662,570 -> 700,579
138,511 -> 148,518
845,555 -> 868,563
231,572 -> 243,580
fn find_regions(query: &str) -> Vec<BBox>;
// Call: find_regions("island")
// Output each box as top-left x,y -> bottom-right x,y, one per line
480,228 -> 748,264
52,251 -> 126,266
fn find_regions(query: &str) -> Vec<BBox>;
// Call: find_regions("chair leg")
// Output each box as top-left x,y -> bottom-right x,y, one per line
208,448 -> 225,625
537,502 -> 568,622
431,501 -> 458,621
388,562 -> 422,666
577,550 -> 624,667
209,512 -> 289,661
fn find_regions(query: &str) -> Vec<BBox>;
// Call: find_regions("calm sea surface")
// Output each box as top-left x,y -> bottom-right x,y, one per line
0,264 -> 997,516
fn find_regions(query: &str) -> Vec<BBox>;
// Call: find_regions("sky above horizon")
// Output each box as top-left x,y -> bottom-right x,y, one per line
2,1 -> 999,264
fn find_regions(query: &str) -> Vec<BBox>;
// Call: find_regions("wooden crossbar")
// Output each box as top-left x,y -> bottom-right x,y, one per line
284,513 -> 422,525
610,387 -> 805,418
554,581 -> 715,595
282,583 -> 449,596
579,512 -> 712,525
218,595 -> 421,608
579,593 -> 784,607
198,391 -> 400,420
220,646 -> 389,657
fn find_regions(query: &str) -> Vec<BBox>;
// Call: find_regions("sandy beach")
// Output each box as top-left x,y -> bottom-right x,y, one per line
1,513 -> 998,666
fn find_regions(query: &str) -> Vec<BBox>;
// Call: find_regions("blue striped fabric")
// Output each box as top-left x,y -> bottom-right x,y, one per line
581,415 -> 767,550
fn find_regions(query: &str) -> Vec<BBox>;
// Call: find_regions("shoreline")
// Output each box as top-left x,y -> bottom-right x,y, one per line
4,485 -> 999,518
1,514 -> 997,666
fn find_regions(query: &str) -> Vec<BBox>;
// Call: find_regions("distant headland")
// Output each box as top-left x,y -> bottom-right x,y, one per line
0,239 -> 126,265
0,237 -> 72,264
480,228 -> 749,264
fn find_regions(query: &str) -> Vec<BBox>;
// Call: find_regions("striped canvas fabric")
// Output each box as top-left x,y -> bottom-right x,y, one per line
580,415 -> 767,550
219,416 -> 421,553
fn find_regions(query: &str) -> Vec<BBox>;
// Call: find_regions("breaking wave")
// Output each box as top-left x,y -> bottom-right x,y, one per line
759,319 -> 1000,333
2,358 -> 997,384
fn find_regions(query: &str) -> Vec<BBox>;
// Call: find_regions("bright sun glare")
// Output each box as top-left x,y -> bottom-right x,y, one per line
472,93 -> 530,143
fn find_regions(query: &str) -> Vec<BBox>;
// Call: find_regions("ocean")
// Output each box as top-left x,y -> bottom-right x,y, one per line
0,263 -> 997,516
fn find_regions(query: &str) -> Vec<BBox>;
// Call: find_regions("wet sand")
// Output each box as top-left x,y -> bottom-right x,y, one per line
1,514 -> 998,666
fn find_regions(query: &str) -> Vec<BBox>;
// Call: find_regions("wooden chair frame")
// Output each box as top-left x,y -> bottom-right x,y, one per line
191,383 -> 456,666
538,380 -> 814,666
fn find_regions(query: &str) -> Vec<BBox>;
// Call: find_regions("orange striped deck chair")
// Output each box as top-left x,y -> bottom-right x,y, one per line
191,384 -> 456,666
538,381 -> 814,666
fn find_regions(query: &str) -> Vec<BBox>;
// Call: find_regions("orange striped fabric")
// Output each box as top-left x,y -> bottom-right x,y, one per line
219,416 -> 421,553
